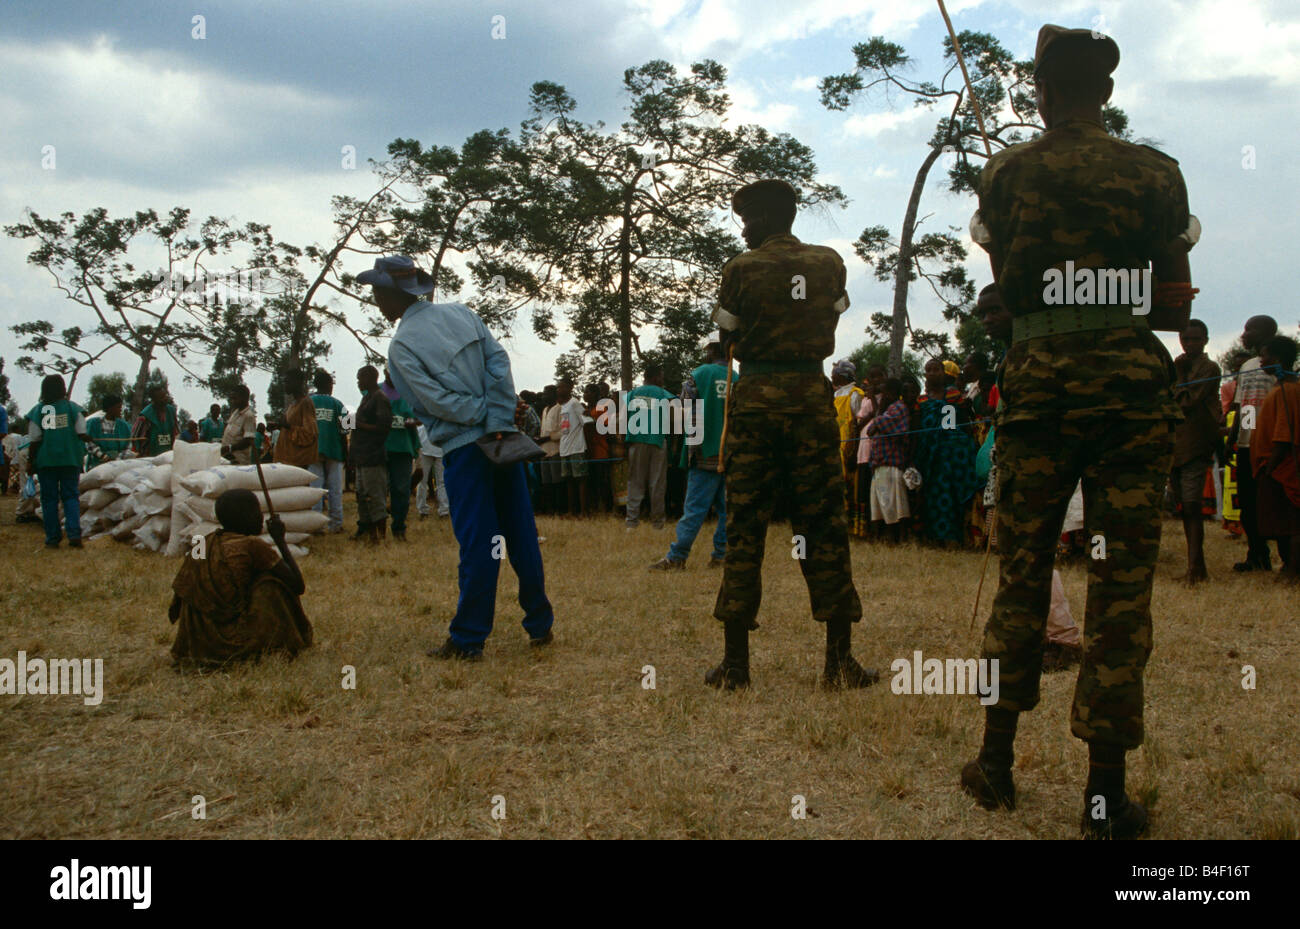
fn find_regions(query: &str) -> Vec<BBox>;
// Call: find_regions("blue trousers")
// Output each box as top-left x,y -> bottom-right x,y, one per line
39,466 -> 81,544
443,443 -> 554,651
387,452 -> 413,533
667,467 -> 727,563
308,458 -> 345,531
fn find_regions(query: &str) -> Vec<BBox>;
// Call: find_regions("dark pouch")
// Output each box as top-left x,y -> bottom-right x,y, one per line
475,430 -> 544,467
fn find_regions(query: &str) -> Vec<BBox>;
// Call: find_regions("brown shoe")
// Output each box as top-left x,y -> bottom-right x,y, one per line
649,557 -> 685,571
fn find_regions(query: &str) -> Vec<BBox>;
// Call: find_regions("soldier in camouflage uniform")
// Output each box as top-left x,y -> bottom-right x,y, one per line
707,179 -> 878,690
961,25 -> 1200,839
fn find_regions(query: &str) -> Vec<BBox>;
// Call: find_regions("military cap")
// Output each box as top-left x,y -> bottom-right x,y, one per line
1033,23 -> 1120,80
731,178 -> 798,214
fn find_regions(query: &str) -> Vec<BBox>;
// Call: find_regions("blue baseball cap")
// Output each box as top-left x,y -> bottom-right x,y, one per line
355,255 -> 434,296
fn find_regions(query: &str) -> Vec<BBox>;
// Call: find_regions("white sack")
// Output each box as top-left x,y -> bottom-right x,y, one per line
111,511 -> 149,540
167,440 -> 225,557
131,488 -> 172,517
79,458 -> 140,490
182,486 -> 326,521
132,514 -> 172,551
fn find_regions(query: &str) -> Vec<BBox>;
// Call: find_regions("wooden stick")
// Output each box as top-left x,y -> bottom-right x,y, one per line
716,344 -> 736,473
970,505 -> 997,631
252,455 -> 277,518
937,0 -> 993,157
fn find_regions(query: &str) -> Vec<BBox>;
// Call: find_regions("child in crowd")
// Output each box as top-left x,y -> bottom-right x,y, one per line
866,378 -> 910,543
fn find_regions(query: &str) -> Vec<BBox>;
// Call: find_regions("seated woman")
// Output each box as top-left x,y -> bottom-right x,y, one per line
168,489 -> 313,667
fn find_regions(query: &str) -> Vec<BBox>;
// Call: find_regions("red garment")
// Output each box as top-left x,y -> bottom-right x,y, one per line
1252,380 -> 1300,506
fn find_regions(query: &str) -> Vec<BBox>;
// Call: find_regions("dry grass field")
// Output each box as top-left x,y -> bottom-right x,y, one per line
1,493 -> 1296,840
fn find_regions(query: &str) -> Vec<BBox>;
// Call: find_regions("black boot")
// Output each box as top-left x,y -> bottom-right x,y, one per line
822,617 -> 880,689
1081,743 -> 1147,839
961,707 -> 1018,810
351,521 -> 369,542
705,619 -> 750,690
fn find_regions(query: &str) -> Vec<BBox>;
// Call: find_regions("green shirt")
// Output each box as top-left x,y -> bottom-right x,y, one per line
139,402 -> 178,455
679,363 -> 736,467
86,415 -> 132,467
385,395 -> 420,457
311,394 -> 349,461
198,416 -> 224,442
624,385 -> 677,448
27,399 -> 86,470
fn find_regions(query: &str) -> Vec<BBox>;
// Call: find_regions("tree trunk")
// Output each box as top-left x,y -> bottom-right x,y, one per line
130,345 -> 157,417
889,145 -> 944,376
617,189 -> 634,391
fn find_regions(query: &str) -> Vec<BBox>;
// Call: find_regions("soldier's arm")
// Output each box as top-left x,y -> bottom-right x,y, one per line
713,258 -> 746,355
1149,169 -> 1198,332
1149,244 -> 1193,332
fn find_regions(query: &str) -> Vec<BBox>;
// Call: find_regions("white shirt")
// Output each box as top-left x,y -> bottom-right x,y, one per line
834,383 -> 862,417
1236,356 -> 1275,448
557,398 -> 588,457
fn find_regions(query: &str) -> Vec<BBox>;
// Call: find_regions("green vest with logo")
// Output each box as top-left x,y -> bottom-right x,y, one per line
386,396 -> 420,457
27,399 -> 85,470
140,402 -> 177,455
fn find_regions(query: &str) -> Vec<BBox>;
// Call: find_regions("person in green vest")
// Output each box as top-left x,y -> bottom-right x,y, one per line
650,340 -> 736,568
623,363 -> 677,529
131,385 -> 178,456
382,368 -> 421,542
85,394 -> 133,467
199,403 -> 225,443
308,370 -> 349,533
27,374 -> 103,548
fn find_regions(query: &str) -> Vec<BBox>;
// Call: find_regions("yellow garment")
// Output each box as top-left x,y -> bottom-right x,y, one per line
1223,410 -> 1240,522
833,386 -> 865,479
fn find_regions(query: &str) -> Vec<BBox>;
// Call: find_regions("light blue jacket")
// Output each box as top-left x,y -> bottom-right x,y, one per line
386,301 -> 519,456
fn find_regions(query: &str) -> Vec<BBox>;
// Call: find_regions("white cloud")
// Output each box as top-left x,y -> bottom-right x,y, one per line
842,105 -> 933,138
622,0 -> 929,61
726,80 -> 800,130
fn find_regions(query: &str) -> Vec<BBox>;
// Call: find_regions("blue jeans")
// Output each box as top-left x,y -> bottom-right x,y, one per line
39,466 -> 81,544
387,453 -> 413,533
443,443 -> 554,651
308,459 -> 345,531
667,467 -> 727,563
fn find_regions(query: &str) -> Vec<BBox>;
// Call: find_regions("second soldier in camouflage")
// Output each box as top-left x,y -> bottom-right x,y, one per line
707,178 -> 879,691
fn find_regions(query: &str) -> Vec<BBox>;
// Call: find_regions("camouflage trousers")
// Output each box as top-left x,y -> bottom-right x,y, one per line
983,416 -> 1174,749
714,412 -> 862,629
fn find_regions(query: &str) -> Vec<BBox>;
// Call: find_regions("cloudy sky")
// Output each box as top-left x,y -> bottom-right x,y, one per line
3,0 -> 1297,418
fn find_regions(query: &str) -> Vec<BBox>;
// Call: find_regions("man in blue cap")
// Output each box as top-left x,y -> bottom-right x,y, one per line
357,256 -> 555,660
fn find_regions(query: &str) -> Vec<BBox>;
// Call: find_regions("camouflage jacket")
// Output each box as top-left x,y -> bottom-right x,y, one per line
974,118 -> 1192,426
714,233 -> 849,415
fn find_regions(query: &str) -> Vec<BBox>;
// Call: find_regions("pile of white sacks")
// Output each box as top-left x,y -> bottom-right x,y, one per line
77,440 -> 328,557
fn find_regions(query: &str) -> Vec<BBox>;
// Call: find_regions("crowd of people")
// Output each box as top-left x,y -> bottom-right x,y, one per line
490,308 -> 1299,591
7,310 -> 1298,588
